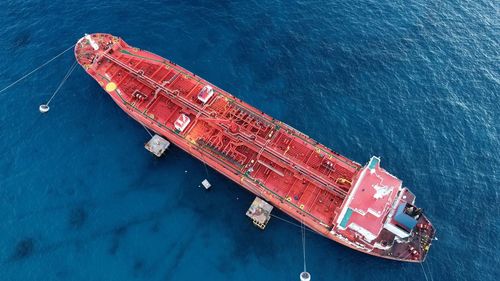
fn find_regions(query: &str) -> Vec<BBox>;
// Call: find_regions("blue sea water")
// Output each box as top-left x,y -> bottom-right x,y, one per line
0,0 -> 498,280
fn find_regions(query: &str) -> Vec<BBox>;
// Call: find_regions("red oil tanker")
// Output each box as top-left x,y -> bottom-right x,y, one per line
75,33 -> 434,262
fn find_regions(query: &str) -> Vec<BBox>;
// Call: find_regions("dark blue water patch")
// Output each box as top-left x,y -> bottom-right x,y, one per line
132,258 -> 145,277
9,238 -> 35,261
0,0 -> 499,281
12,31 -> 32,49
149,220 -> 161,233
108,225 -> 128,256
68,207 -> 87,229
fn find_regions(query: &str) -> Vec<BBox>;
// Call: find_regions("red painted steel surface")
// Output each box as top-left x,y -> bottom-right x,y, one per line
75,33 -> 434,262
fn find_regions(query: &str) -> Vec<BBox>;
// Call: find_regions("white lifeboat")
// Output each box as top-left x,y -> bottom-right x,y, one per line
197,85 -> 214,104
174,113 -> 191,132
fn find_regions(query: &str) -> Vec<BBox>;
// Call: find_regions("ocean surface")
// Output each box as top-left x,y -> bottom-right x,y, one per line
0,1 -> 498,280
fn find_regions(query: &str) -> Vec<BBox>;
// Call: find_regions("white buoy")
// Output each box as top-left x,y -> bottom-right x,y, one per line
39,104 -> 50,113
300,272 -> 311,281
201,179 -> 211,190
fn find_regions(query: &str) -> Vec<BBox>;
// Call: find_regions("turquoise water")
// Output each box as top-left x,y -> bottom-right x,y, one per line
0,1 -> 498,280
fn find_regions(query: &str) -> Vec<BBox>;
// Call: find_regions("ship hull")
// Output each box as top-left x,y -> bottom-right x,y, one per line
75,33 -> 434,262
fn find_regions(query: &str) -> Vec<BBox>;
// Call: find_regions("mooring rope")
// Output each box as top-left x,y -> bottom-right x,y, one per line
141,123 -> 154,138
44,60 -> 78,106
0,44 -> 75,95
416,231 -> 435,281
420,261 -> 430,281
269,213 -> 318,235
425,260 -> 435,281
301,220 -> 307,273
198,151 -> 211,180
415,238 -> 431,281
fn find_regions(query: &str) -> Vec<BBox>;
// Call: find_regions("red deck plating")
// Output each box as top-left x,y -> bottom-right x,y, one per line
75,33 -> 435,262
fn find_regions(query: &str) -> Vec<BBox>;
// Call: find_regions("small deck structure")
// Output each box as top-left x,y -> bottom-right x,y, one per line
144,134 -> 170,157
246,197 -> 274,229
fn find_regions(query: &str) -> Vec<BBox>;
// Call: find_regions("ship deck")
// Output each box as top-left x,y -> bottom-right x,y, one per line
77,34 -> 362,228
